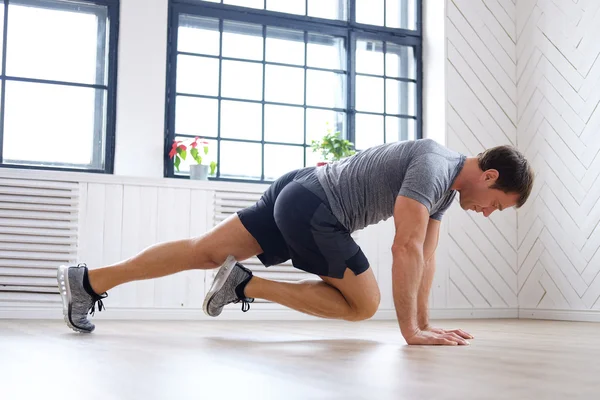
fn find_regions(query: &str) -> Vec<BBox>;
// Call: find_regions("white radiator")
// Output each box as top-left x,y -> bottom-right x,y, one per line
0,177 -> 79,306
211,189 -> 317,304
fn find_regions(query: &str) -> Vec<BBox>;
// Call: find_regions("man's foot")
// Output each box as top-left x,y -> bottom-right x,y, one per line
203,255 -> 254,317
57,264 -> 107,333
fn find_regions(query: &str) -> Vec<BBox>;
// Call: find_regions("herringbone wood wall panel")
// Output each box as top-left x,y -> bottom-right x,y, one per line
517,0 -> 600,311
445,0 -> 600,313
445,0 -> 518,309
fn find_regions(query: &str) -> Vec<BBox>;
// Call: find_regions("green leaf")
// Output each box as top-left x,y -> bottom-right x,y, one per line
210,161 -> 217,175
177,147 -> 187,161
203,146 -> 209,156
191,148 -> 201,164
174,156 -> 181,172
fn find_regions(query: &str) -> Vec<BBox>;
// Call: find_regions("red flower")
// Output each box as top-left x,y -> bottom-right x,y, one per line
169,148 -> 177,158
178,144 -> 187,151
191,141 -> 198,149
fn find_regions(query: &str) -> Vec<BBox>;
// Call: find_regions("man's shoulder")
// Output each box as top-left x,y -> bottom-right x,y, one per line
412,138 -> 459,156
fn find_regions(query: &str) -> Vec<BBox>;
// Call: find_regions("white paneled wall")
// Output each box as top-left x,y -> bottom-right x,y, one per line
516,0 -> 600,319
1,167 -> 512,320
444,0 -> 518,311
78,183 -> 210,310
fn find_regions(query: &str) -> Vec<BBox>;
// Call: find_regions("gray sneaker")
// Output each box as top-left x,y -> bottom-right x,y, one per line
203,256 -> 254,317
57,264 -> 107,333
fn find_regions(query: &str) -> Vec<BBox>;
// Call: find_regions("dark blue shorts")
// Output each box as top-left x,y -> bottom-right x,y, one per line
236,167 -> 370,279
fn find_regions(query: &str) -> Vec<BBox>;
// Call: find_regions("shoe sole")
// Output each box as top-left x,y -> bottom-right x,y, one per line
57,265 -> 90,334
203,255 -> 238,317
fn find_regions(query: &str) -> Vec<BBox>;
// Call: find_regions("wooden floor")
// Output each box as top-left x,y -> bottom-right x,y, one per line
1,319 -> 598,400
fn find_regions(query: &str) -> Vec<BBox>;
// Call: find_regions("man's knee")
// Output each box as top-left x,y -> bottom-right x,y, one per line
344,290 -> 381,322
189,237 -> 225,269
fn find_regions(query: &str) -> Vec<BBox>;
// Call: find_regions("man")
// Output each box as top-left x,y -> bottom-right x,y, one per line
57,138 -> 534,345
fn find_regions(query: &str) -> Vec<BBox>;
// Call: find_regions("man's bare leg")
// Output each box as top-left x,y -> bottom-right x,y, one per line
244,267 -> 381,321
87,215 -> 263,294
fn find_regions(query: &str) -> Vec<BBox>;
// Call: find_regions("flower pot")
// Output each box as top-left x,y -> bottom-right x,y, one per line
190,164 -> 209,180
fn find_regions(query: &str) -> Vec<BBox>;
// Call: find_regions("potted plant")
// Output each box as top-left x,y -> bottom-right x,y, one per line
169,137 -> 217,180
311,125 -> 356,166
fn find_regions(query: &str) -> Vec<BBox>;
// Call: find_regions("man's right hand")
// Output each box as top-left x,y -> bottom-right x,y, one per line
403,329 -> 471,346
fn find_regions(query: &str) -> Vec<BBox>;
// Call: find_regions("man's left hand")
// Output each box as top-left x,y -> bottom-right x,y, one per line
423,326 -> 474,341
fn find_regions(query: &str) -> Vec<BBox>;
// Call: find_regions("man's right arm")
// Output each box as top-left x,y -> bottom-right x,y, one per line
391,195 -> 466,346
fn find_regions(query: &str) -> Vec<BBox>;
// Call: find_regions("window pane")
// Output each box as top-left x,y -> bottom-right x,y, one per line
178,15 -> 220,55
307,34 -> 346,70
306,70 -> 345,108
220,141 -> 262,179
264,145 -> 304,180
355,113 -> 384,150
4,81 -> 105,168
306,108 -> 346,144
266,27 -> 304,66
386,117 -> 415,143
265,65 -> 304,105
308,0 -> 347,20
306,146 -> 322,166
386,80 -> 416,116
173,137 -> 218,175
177,55 -> 219,96
175,96 -> 218,137
356,0 -> 384,26
265,105 -> 304,144
356,76 -> 384,113
0,5 -> 4,68
224,0 -> 263,9
387,0 -> 417,30
221,60 -> 263,100
7,1 -> 107,85
356,40 -> 383,75
223,21 -> 263,61
221,100 -> 262,140
267,0 -> 305,15
386,43 -> 415,79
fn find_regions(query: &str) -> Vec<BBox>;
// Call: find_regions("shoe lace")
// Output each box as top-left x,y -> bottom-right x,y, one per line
74,262 -> 108,316
89,298 -> 104,316
235,297 -> 254,313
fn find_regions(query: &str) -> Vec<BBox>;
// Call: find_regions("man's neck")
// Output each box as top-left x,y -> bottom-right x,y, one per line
451,157 -> 479,191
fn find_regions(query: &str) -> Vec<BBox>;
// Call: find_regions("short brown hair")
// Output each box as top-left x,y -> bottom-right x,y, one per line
477,145 -> 534,208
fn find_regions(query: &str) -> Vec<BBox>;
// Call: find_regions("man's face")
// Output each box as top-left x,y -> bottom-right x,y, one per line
458,170 -> 520,217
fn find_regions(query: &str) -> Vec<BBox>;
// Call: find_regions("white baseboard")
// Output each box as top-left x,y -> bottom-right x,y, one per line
429,308 -> 518,319
0,306 -> 517,321
519,308 -> 600,322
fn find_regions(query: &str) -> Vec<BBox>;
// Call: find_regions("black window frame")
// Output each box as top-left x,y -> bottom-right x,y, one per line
0,0 -> 119,174
165,0 -> 422,182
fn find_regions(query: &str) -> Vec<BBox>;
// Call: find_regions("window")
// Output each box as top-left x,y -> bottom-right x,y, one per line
166,0 -> 421,182
0,0 -> 118,173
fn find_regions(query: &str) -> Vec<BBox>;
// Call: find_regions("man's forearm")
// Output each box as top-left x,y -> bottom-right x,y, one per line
391,245 -> 425,338
417,253 -> 436,329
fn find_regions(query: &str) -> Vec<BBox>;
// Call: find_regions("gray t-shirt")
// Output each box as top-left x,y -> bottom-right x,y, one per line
314,138 -> 466,232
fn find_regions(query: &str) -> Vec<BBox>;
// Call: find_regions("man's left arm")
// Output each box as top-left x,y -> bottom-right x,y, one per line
417,219 -> 440,330
417,218 -> 474,340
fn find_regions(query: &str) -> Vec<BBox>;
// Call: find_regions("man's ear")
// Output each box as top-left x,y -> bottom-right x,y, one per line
483,169 -> 499,184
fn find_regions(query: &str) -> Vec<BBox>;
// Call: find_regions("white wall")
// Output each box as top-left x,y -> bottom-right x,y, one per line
113,0 -> 169,178
516,0 -> 600,319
